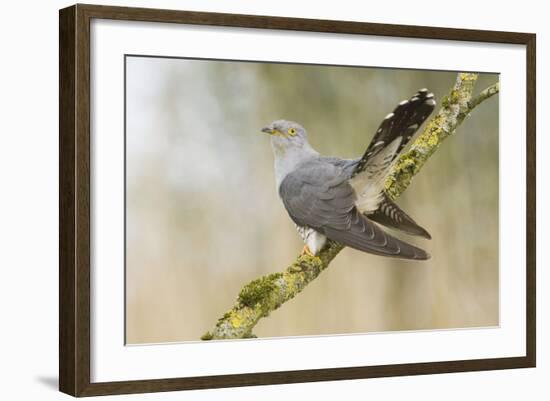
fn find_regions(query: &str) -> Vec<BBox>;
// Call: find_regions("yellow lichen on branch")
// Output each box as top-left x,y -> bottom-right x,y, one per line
202,72 -> 499,341
385,73 -> 479,199
202,241 -> 343,339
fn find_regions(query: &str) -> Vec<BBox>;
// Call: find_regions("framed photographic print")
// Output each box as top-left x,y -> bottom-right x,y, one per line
59,4 -> 536,397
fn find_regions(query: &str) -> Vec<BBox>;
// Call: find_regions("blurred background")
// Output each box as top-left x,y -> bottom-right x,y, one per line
125,56 -> 499,344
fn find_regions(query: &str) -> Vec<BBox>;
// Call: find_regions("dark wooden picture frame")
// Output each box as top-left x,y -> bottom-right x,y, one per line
59,3 -> 536,397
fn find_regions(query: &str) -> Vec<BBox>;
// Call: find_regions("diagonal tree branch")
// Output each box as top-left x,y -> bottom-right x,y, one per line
466,82 -> 500,114
201,72 -> 499,341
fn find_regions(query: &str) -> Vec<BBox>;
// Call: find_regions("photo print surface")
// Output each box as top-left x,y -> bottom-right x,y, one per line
125,56 -> 499,344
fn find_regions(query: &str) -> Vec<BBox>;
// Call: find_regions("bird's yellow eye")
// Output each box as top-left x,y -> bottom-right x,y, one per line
287,128 -> 297,136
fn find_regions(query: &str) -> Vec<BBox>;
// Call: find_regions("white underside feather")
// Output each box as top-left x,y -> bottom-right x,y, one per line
295,225 -> 327,255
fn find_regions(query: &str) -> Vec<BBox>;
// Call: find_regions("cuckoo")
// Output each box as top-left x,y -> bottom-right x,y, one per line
261,89 -> 435,260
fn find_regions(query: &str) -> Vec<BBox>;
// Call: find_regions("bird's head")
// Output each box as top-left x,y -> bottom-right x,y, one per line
261,120 -> 309,152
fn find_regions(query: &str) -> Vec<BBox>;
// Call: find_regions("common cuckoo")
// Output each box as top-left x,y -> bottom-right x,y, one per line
261,89 -> 435,260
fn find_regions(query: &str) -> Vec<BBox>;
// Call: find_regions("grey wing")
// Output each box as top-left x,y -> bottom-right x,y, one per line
279,161 -> 429,260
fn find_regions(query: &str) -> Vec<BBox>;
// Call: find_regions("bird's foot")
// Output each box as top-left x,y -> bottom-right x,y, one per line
300,245 -> 315,257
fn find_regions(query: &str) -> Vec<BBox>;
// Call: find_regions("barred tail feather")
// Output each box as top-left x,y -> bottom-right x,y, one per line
366,193 -> 431,239
351,89 -> 436,214
352,88 -> 437,179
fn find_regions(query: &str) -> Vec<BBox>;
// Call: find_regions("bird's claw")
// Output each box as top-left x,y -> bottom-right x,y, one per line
300,245 -> 314,257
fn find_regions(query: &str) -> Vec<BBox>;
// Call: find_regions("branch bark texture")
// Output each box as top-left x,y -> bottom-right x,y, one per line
202,72 -> 499,341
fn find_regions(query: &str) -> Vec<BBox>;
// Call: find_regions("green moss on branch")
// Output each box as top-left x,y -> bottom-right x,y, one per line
202,242 -> 343,340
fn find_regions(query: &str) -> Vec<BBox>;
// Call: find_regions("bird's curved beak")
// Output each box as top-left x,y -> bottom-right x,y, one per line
261,126 -> 274,135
